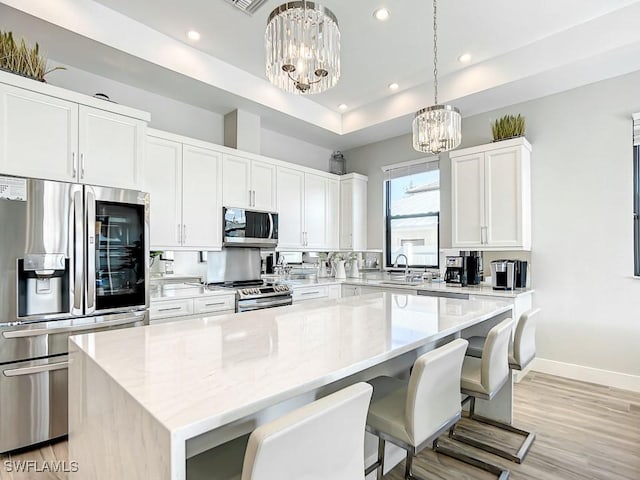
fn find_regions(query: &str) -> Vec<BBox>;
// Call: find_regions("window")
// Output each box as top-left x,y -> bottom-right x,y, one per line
385,162 -> 439,269
635,145 -> 639,276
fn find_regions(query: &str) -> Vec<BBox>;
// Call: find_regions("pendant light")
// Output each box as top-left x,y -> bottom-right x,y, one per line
265,1 -> 341,94
412,0 -> 462,154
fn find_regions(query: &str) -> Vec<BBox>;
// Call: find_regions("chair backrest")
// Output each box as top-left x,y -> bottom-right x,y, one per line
241,382 -> 373,480
513,308 -> 541,369
404,338 -> 469,446
481,318 -> 514,394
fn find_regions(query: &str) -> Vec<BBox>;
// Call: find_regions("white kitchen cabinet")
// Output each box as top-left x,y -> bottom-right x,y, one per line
277,166 -> 340,251
78,106 -> 145,189
292,285 -> 330,302
144,131 -> 222,250
340,173 -> 368,251
0,83 -> 78,182
341,285 -> 361,297
181,145 -> 222,249
150,293 -> 235,324
451,137 -> 531,250
222,154 -> 276,210
328,284 -> 341,299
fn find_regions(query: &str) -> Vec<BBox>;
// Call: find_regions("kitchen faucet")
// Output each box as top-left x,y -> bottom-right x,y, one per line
393,254 -> 409,278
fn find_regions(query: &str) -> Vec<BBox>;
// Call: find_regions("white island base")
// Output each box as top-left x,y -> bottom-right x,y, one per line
69,293 -> 513,480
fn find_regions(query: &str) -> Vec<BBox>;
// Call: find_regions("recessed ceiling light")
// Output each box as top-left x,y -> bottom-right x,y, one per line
187,30 -> 201,41
458,53 -> 472,63
338,104 -> 348,111
373,8 -> 390,21
388,82 -> 399,91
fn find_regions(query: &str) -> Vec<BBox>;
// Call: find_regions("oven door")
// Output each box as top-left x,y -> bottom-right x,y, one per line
237,295 -> 292,312
223,207 -> 278,247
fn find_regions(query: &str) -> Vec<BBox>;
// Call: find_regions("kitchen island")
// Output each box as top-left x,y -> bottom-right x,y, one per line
68,293 -> 513,480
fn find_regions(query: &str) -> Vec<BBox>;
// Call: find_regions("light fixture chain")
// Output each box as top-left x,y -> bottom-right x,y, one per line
433,0 -> 438,105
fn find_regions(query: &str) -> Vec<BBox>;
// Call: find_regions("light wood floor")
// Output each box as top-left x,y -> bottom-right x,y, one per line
1,372 -> 638,480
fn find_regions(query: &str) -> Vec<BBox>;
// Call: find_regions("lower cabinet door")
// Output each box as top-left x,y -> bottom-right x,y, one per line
150,299 -> 194,320
292,286 -> 329,302
0,356 -> 68,452
193,295 -> 236,314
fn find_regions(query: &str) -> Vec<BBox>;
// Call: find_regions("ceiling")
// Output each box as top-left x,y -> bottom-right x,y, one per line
2,0 -> 640,150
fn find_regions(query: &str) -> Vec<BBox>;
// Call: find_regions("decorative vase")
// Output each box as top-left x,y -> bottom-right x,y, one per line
348,259 -> 360,278
318,262 -> 328,278
333,260 -> 346,279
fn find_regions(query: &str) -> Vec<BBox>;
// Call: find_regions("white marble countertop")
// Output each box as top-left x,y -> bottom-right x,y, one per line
278,276 -> 534,298
150,283 -> 234,302
70,293 -> 512,440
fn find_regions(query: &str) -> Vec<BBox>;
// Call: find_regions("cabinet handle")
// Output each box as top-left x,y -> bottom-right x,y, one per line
301,291 -> 321,296
158,306 -> 183,313
183,224 -> 187,244
72,152 -> 77,178
205,302 -> 226,307
249,190 -> 252,207
252,190 -> 256,207
481,226 -> 488,244
178,224 -> 182,244
80,153 -> 85,179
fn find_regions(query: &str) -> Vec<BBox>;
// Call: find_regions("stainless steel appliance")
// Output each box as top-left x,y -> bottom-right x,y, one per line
223,207 -> 278,248
207,249 -> 292,312
0,175 -> 149,453
491,260 -> 516,290
514,260 -> 528,289
444,256 -> 467,287
462,251 -> 483,286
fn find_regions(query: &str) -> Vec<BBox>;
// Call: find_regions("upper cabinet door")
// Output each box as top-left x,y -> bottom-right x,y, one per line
251,159 -> 276,211
0,83 -> 78,182
451,152 -> 485,248
340,175 -> 368,251
327,179 -> 340,250
340,179 -> 354,249
277,167 -> 305,249
222,154 -> 251,208
182,145 -> 222,250
304,173 -> 328,249
144,136 -> 182,248
484,146 -> 524,248
79,106 -> 145,189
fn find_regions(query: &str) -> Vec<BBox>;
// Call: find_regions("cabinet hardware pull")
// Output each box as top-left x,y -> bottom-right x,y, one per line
80,153 -> 85,179
183,224 -> 187,244
72,152 -> 77,178
205,302 -> 226,307
301,291 -> 321,296
178,224 -> 182,244
249,190 -> 252,206
158,307 -> 183,312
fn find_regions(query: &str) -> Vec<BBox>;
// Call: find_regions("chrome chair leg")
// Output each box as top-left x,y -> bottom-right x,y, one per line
451,396 -> 535,464
434,437 -> 510,480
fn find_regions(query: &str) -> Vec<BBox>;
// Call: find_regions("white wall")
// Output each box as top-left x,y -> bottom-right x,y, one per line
261,128 -> 334,172
346,70 -> 640,386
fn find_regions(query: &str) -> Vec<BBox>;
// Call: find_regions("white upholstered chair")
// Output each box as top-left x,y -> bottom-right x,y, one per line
364,338 -> 509,480
187,382 -> 373,480
452,316 -> 536,464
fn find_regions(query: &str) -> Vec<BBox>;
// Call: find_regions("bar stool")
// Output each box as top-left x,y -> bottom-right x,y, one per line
365,339 -> 509,480
452,316 -> 536,464
187,382 -> 373,480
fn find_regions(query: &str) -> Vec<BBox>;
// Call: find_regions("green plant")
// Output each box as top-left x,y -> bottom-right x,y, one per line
0,31 -> 65,81
491,114 -> 525,141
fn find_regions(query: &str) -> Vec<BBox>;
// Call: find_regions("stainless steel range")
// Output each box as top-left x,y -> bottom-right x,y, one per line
207,249 -> 292,312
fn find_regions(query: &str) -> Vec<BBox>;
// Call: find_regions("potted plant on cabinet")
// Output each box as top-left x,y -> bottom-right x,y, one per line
491,114 -> 526,142
0,30 -> 64,82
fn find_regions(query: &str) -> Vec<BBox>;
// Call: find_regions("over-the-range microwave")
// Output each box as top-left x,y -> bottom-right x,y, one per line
223,207 -> 278,248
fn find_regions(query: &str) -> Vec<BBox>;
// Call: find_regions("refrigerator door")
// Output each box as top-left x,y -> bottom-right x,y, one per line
85,185 -> 149,315
0,175 -> 83,326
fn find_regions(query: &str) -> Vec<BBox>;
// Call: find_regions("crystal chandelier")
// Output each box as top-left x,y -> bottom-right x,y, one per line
265,1 -> 340,94
412,0 -> 461,154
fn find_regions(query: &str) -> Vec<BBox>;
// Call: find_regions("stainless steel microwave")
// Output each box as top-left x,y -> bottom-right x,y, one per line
223,207 -> 278,248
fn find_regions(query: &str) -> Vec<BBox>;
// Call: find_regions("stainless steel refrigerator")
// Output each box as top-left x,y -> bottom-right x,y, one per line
0,175 -> 149,452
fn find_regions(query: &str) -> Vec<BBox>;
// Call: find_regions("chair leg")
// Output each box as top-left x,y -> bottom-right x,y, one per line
452,396 -> 535,464
434,437 -> 510,480
364,438 -> 385,478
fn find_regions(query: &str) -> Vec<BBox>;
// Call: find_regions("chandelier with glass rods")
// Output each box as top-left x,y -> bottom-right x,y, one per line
412,0 -> 462,154
265,1 -> 340,94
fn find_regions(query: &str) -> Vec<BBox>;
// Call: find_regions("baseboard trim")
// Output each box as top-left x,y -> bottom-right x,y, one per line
531,358 -> 640,393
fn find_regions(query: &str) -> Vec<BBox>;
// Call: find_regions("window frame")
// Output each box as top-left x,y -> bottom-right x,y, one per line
384,179 -> 440,270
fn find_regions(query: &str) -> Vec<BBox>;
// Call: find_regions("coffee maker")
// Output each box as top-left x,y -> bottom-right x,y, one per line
444,256 -> 467,287
462,251 -> 483,286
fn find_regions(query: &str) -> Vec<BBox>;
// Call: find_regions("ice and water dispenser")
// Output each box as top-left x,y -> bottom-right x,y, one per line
17,253 -> 70,317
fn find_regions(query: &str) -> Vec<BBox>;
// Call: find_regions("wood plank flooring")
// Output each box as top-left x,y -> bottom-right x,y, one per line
1,372 -> 638,480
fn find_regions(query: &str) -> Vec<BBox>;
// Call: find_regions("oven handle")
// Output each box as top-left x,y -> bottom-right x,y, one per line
268,213 -> 274,240
239,298 -> 292,311
86,187 -> 96,314
3,360 -> 69,377
2,314 -> 144,339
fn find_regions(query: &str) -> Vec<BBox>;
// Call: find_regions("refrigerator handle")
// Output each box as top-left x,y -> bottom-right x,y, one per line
86,188 -> 96,314
73,190 -> 83,312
